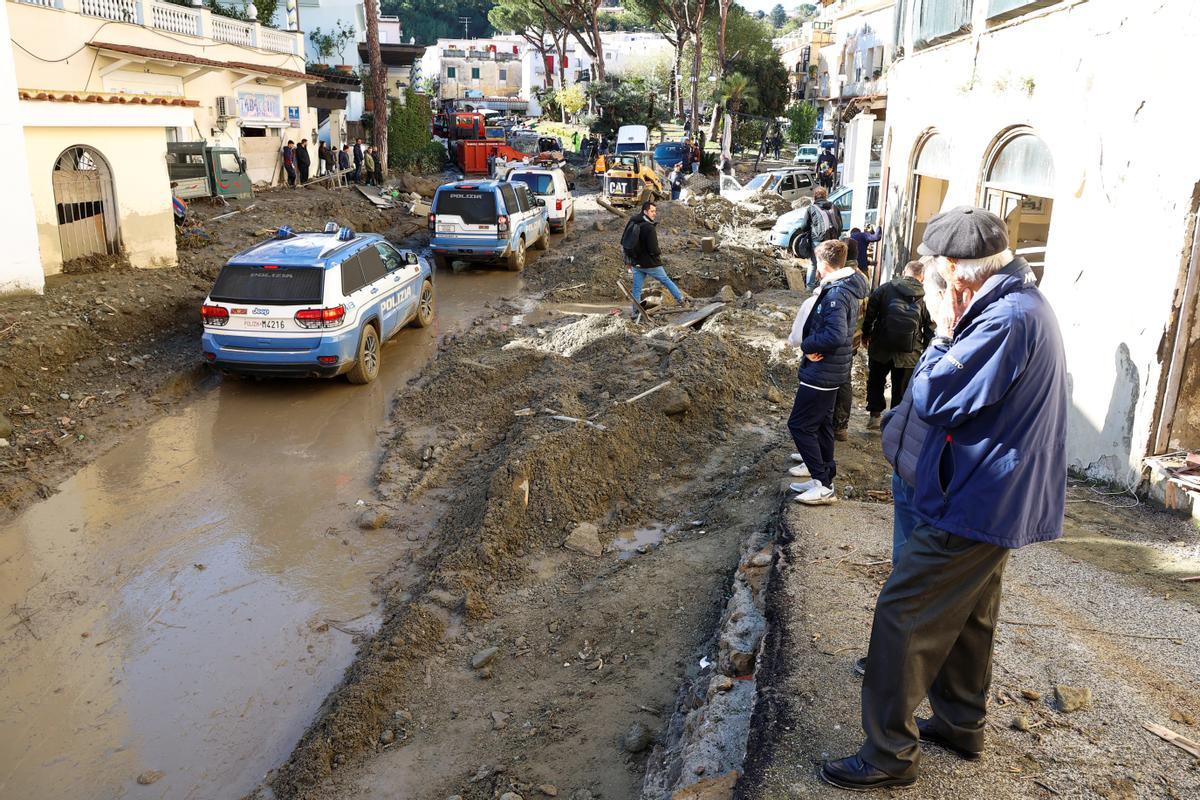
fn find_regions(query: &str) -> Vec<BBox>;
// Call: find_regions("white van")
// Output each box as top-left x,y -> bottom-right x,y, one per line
508,167 -> 575,232
615,125 -> 649,155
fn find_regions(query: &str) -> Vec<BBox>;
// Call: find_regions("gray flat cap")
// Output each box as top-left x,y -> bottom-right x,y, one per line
917,206 -> 1009,259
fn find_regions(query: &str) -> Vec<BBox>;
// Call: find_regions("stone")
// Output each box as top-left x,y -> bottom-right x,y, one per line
0,414 -> 12,439
670,771 -> 738,800
763,386 -> 784,404
491,710 -> 509,730
661,387 -> 692,416
379,728 -> 396,744
748,553 -> 772,568
700,237 -> 718,253
1012,715 -> 1032,732
394,709 -> 414,724
0,439 -> 9,448
714,285 -> 737,302
623,721 -> 653,753
471,646 -> 499,670
59,393 -> 71,401
357,508 -> 391,530
538,785 -> 560,797
499,794 -> 524,800
1021,689 -> 1043,702
593,220 -> 607,232
136,771 -> 164,786
1169,707 -> 1197,726
1054,684 -> 1092,713
564,522 -> 604,557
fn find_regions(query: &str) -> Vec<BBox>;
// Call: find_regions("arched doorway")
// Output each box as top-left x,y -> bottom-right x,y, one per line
980,129 -> 1054,283
52,146 -> 121,265
908,130 -> 952,259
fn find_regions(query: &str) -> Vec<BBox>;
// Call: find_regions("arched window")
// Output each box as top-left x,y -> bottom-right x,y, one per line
908,131 -> 952,261
52,146 -> 121,264
981,129 -> 1054,283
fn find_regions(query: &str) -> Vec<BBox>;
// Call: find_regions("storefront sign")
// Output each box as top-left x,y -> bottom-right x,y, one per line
237,91 -> 282,122
287,106 -> 301,128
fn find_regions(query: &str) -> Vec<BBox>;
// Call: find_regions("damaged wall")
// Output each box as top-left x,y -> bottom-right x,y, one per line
881,0 -> 1200,486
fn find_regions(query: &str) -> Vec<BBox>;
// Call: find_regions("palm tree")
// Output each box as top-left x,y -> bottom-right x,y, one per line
720,72 -> 759,148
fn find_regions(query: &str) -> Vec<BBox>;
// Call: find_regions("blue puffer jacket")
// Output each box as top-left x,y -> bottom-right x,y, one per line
879,348 -> 936,486
799,267 -> 869,389
909,258 -> 1068,549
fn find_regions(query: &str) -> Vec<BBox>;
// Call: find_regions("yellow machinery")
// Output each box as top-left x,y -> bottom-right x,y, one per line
603,153 -> 663,205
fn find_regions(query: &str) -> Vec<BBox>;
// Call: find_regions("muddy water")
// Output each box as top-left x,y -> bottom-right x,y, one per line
0,269 -> 521,800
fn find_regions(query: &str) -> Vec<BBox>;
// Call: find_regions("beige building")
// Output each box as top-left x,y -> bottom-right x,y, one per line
6,0 -> 315,284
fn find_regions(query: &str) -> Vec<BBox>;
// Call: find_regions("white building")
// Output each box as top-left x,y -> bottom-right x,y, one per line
880,0 -> 1200,496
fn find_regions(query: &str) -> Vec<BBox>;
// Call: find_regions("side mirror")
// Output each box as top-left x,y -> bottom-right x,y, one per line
239,157 -> 248,173
535,198 -> 546,207
405,252 -> 419,265
567,182 -> 575,191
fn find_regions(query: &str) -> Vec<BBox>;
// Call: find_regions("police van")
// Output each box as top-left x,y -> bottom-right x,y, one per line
200,224 -> 434,384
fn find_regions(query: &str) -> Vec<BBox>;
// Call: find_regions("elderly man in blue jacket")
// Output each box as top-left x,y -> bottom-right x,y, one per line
821,206 -> 1068,791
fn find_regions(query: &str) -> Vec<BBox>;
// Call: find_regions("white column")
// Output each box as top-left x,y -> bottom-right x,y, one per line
845,112 -> 875,231
0,1 -> 45,295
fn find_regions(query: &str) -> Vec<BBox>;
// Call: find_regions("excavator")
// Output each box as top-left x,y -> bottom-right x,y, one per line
602,152 -> 663,206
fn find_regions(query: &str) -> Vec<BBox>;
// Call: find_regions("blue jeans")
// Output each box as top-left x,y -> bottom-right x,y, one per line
631,266 -> 683,307
671,187 -> 681,200
891,472 -> 918,566
806,255 -> 820,288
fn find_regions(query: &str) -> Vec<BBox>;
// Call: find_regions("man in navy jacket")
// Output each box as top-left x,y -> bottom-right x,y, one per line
822,207 -> 1067,791
786,239 -> 868,505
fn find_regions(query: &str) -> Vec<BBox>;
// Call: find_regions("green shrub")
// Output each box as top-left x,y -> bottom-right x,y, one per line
387,90 -> 436,170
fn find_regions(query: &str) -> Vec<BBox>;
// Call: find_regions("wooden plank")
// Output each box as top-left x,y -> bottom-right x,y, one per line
1144,722 -> 1200,758
618,279 -> 655,324
624,380 -> 672,404
671,302 -> 725,329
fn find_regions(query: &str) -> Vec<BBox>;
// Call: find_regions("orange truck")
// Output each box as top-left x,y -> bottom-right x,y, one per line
438,112 -> 528,175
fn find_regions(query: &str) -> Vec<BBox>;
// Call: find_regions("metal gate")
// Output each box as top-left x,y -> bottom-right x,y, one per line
52,145 -> 121,263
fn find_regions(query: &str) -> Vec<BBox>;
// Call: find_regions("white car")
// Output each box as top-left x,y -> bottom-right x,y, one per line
719,168 -> 815,204
793,144 -> 820,167
507,167 -> 576,232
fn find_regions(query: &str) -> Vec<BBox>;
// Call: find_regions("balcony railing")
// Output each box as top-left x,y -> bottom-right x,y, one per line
17,0 -> 303,55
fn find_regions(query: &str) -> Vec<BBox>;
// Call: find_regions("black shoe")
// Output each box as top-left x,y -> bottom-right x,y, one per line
916,717 -> 982,761
853,656 -> 867,677
820,756 -> 916,792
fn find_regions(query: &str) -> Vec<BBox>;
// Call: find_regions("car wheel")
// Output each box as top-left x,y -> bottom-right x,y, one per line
411,279 -> 435,328
506,238 -> 526,272
534,226 -> 550,250
789,231 -> 808,259
432,254 -> 450,271
346,324 -> 381,384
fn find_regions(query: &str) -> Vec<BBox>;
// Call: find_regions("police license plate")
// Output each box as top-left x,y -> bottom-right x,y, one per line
244,319 -> 286,330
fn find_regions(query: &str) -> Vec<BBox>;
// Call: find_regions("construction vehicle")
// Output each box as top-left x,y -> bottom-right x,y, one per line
437,111 -> 529,175
602,152 -> 663,205
166,142 -> 252,201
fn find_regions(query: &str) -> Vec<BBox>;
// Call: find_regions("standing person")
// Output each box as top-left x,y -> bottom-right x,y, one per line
362,147 -> 376,186
821,206 -> 1068,792
817,145 -> 838,190
572,131 -> 580,152
599,134 -> 609,155
831,236 -> 869,442
316,141 -> 328,176
668,162 -> 685,201
352,137 -> 364,183
772,131 -> 782,159
281,140 -> 297,187
795,187 -> 843,289
691,141 -> 702,174
371,145 -> 384,185
338,144 -> 351,174
681,139 -> 693,173
296,139 -> 311,184
861,259 -> 935,429
851,223 -> 884,270
620,201 -> 688,316
784,239 -> 867,506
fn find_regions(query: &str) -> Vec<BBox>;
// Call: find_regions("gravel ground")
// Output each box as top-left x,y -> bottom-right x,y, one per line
742,498 -> 1200,799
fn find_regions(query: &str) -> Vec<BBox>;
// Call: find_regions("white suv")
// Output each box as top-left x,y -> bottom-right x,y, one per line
507,167 -> 576,232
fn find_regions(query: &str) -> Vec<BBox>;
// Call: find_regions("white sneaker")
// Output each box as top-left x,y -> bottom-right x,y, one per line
790,453 -> 805,464
795,482 -> 837,505
788,463 -> 811,478
790,479 -> 820,494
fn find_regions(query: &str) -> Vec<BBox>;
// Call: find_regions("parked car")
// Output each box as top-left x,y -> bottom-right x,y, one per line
508,167 -> 576,232
200,225 -> 433,384
429,179 -> 550,272
652,141 -> 690,170
719,167 -> 815,204
793,144 -> 820,168
767,180 -> 880,256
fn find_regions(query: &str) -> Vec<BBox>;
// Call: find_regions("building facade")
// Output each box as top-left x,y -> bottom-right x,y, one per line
880,0 -> 1200,491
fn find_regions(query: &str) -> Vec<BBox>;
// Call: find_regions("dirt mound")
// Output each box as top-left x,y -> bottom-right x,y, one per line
269,311 -> 784,799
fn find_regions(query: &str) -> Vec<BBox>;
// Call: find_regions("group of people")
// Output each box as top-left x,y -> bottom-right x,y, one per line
280,138 -> 382,187
783,203 -> 1068,791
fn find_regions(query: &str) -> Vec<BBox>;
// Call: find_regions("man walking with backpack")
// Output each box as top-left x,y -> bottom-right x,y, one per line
861,259 -> 935,428
621,201 -> 687,317
796,187 -> 843,289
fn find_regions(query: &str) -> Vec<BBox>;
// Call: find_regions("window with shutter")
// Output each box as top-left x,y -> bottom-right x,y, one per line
915,0 -> 974,49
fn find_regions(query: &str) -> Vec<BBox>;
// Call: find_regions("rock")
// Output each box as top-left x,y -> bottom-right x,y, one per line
59,392 -> 71,401
700,236 -> 718,252
714,285 -> 737,302
593,220 -> 607,232
136,771 -> 164,785
1169,707 -> 1197,725
0,414 -> 12,439
477,666 -> 494,679
357,508 -> 390,530
750,215 -> 776,230
764,385 -> 784,404
564,522 -> 604,557
623,721 -> 653,753
1021,689 -> 1043,702
660,386 -> 692,416
1012,715 -> 1032,732
0,439 -> 8,448
499,794 -> 524,800
491,711 -> 509,730
748,552 -> 772,568
428,589 -> 460,609
394,709 -> 414,724
379,728 -> 396,744
538,785 -> 560,797
471,646 -> 499,670
1054,684 -> 1092,713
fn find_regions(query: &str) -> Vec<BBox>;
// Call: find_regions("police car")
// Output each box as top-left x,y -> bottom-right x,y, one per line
429,179 -> 550,272
200,224 -> 434,384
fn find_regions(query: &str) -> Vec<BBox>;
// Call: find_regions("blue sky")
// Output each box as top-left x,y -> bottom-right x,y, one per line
737,0 -> 813,15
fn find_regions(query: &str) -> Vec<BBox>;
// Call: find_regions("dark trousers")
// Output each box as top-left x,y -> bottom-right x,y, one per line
866,359 -> 914,414
284,163 -> 296,186
860,523 -> 1010,777
786,384 -> 838,487
298,162 -> 310,183
352,163 -> 362,183
834,377 -> 852,432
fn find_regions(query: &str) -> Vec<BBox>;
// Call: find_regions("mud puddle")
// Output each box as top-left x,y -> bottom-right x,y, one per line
0,268 -> 521,800
611,523 -> 668,560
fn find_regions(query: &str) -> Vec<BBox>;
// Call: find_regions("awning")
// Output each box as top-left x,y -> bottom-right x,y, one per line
90,41 -> 318,89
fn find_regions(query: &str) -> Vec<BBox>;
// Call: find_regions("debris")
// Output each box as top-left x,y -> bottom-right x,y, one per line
379,728 -> 396,745
538,785 -> 559,797
1170,708 -> 1197,726
659,386 -> 692,416
1143,722 -> 1200,758
1021,689 -> 1043,702
208,203 -> 257,222
0,414 -> 12,439
564,522 -> 604,558
471,646 -> 499,670
623,721 -> 653,753
700,237 -> 718,253
671,302 -> 726,330
715,285 -> 737,303
491,711 -> 509,730
136,770 -> 164,785
499,794 -> 524,800
1012,715 -> 1033,732
624,380 -> 673,404
550,415 -> 608,431
1054,684 -> 1092,713
356,185 -> 396,209
1180,576 -> 1200,583
514,407 -> 535,416
357,508 -> 390,530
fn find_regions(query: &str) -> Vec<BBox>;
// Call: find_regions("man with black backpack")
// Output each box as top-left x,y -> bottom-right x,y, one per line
796,187 -> 843,289
621,201 -> 687,317
861,259 -> 935,428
